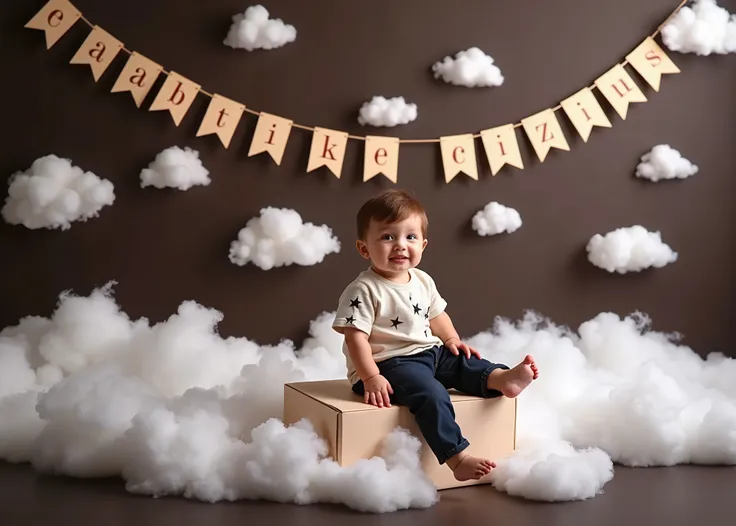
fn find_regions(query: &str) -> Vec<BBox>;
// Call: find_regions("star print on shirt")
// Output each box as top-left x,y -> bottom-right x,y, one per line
391,317 -> 403,329
345,315 -> 355,324
413,303 -> 421,315
349,297 -> 362,309
424,308 -> 429,319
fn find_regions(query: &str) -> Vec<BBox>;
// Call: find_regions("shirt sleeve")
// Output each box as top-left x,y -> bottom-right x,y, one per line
332,281 -> 375,336
427,274 -> 447,319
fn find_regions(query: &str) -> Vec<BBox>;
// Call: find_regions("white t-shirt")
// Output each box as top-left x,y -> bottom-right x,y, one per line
332,266 -> 447,384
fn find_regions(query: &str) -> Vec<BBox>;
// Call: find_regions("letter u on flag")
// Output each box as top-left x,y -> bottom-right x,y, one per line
440,134 -> 478,182
307,127 -> 348,178
25,0 -> 81,49
594,64 -> 647,119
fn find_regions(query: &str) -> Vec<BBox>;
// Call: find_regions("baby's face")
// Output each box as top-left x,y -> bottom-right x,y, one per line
357,214 -> 428,279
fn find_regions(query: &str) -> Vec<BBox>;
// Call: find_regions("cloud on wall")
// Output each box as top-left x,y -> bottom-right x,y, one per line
229,207 -> 341,270
1,154 -> 115,231
224,5 -> 297,51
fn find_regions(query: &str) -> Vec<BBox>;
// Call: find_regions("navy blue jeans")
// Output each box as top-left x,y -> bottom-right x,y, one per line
352,345 -> 509,464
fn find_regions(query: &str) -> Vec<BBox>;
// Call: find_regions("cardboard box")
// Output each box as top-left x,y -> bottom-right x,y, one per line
283,379 -> 517,490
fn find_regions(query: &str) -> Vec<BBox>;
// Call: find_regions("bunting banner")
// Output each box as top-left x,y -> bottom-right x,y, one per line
24,0 -> 687,185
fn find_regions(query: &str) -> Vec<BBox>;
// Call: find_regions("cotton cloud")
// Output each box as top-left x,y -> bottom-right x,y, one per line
471,202 -> 522,236
432,47 -> 504,87
1,154 -> 115,230
661,0 -> 736,55
229,207 -> 341,270
358,96 -> 418,127
140,146 -> 211,191
634,144 -> 699,182
1,285 -> 735,511
224,5 -> 297,51
586,225 -> 678,274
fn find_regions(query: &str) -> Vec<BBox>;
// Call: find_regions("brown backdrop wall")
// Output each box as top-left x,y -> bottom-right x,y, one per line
1,0 -> 734,357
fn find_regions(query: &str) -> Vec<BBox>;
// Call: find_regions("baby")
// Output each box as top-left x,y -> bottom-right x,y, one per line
332,189 -> 538,482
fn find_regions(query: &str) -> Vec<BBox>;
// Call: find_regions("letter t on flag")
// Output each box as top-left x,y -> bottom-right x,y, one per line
25,0 -> 81,49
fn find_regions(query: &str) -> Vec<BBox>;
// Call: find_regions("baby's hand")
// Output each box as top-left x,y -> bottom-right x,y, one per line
363,374 -> 394,408
445,337 -> 482,360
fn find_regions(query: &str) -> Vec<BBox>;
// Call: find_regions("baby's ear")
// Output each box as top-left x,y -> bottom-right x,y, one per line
355,240 -> 370,259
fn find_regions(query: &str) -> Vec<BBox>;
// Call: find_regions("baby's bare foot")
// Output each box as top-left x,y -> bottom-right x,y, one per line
489,354 -> 539,398
449,454 -> 496,482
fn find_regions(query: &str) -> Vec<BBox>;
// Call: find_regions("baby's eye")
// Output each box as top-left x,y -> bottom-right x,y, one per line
381,234 -> 393,240
407,234 -> 417,240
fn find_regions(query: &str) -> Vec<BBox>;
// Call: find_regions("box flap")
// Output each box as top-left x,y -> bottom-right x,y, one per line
285,379 -> 494,413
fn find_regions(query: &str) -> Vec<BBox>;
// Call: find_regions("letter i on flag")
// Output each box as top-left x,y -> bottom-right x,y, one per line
25,0 -> 81,49
248,112 -> 294,165
479,124 -> 524,175
560,87 -> 611,142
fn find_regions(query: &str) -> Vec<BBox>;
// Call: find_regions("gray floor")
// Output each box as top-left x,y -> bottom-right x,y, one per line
2,462 -> 734,525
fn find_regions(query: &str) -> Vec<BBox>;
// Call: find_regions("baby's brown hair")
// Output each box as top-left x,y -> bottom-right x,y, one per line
356,189 -> 428,240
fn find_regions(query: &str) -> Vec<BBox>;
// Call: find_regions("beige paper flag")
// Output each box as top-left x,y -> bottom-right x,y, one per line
479,124 -> 523,175
560,87 -> 612,142
521,109 -> 570,162
149,71 -> 201,126
110,52 -> 162,108
440,134 -> 478,182
69,25 -> 123,81
196,94 -> 245,148
594,64 -> 647,120
364,136 -> 399,183
307,127 -> 349,178
247,112 -> 293,165
626,36 -> 680,92
25,0 -> 81,49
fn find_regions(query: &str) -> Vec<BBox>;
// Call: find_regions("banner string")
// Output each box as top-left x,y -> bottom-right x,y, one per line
77,0 -> 689,144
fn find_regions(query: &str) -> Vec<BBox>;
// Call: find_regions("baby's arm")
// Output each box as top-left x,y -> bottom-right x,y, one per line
343,327 -> 379,381
344,328 -> 394,407
430,311 -> 481,359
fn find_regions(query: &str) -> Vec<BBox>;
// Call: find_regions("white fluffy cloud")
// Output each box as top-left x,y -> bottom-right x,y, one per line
358,96 -> 418,127
224,5 -> 297,51
432,47 -> 504,88
140,146 -> 211,191
635,144 -> 699,182
2,286 -> 735,511
229,207 -> 341,270
586,225 -> 678,274
471,202 -> 522,236
661,0 -> 736,55
1,154 -> 115,231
